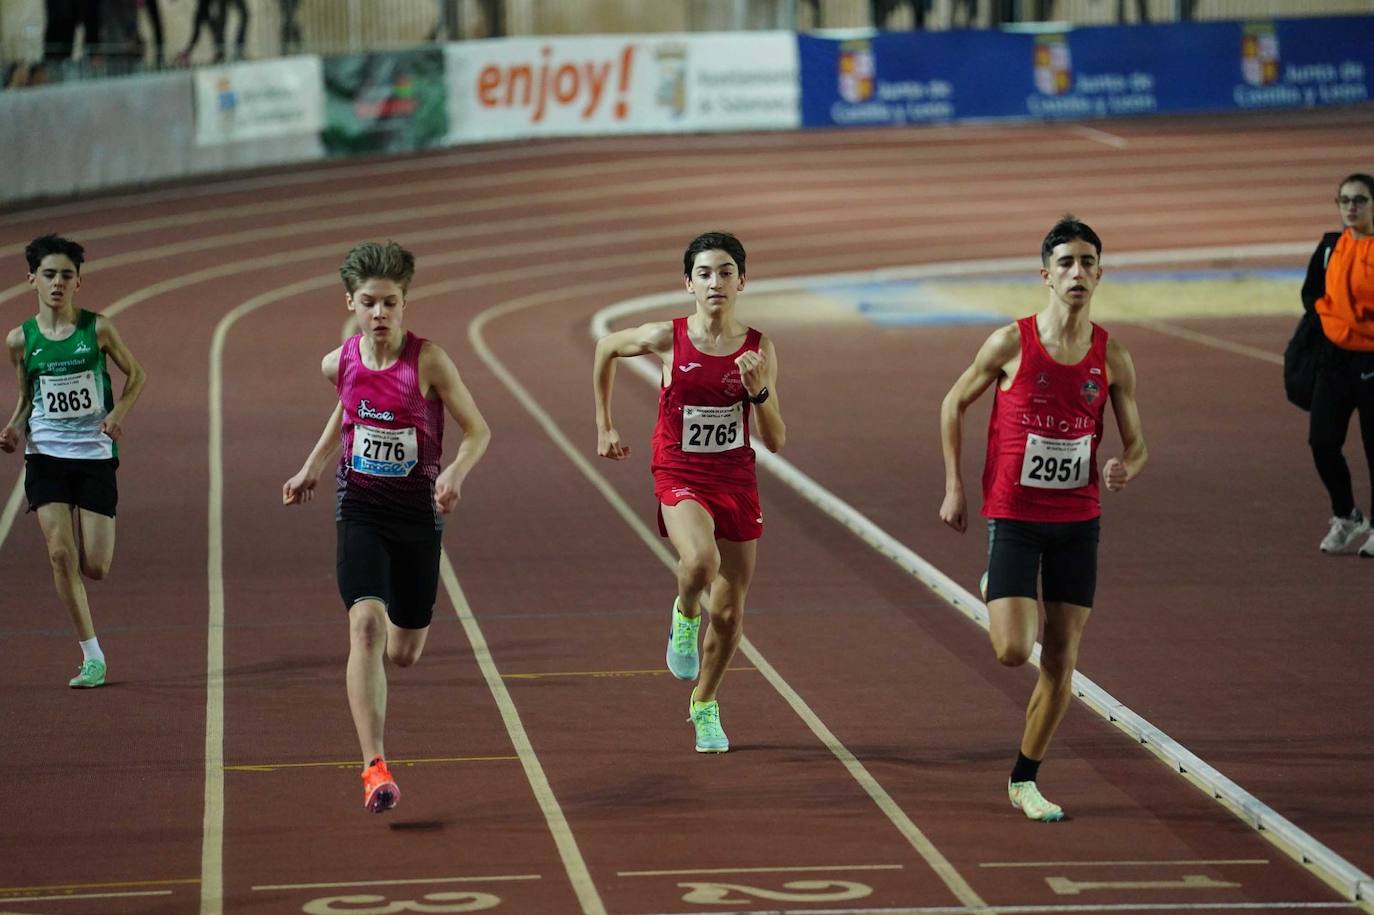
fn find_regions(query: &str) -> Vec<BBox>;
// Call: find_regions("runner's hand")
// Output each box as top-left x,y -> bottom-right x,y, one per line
0,425 -> 19,453
100,416 -> 123,441
282,469 -> 317,506
735,349 -> 767,397
435,467 -> 462,514
939,489 -> 967,533
1103,457 -> 1129,492
598,427 -> 630,460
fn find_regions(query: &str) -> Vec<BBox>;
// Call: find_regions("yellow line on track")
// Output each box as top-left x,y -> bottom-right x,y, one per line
224,755 -> 519,772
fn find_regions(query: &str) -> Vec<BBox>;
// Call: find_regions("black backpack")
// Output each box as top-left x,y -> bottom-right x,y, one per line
1284,231 -> 1342,411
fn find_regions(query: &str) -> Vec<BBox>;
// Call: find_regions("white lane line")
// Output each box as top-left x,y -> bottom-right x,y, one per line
620,865 -> 905,877
979,861 -> 1269,869
438,554 -> 606,915
469,285 -> 988,911
1069,124 -> 1130,149
253,874 -> 541,891
0,890 -> 174,904
625,904 -> 1359,915
1130,320 -> 1283,365
592,248 -> 1373,913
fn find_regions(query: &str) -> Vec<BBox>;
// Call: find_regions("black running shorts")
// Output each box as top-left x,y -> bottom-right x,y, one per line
24,454 -> 119,517
985,517 -> 1100,607
336,517 -> 443,630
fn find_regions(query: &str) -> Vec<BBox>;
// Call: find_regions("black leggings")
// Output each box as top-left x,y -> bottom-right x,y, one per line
1308,343 -> 1374,517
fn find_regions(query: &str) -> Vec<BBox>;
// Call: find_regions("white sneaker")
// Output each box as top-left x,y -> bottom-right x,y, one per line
1009,779 -> 1064,822
1359,532 -> 1374,558
1320,511 -> 1369,553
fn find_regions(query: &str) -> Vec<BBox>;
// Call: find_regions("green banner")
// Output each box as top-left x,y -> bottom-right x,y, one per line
323,48 -> 448,155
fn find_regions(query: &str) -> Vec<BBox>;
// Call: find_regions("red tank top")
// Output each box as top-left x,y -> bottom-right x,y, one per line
650,317 -> 761,490
981,315 -> 1109,522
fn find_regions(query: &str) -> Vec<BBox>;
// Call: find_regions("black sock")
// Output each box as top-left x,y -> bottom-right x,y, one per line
1010,751 -> 1041,784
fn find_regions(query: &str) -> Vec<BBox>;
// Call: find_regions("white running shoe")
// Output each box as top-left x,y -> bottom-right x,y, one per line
1009,780 -> 1064,822
1320,511 -> 1369,553
1359,532 -> 1374,558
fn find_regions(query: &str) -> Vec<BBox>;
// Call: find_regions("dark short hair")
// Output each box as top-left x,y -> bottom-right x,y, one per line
25,234 -> 85,273
339,241 -> 416,295
1338,173 -> 1374,199
683,232 -> 746,277
1040,215 -> 1102,265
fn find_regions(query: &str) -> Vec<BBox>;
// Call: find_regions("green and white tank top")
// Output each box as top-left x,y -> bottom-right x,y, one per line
23,310 -> 116,459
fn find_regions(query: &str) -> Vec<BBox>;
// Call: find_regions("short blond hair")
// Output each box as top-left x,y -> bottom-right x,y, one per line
339,241 -> 415,295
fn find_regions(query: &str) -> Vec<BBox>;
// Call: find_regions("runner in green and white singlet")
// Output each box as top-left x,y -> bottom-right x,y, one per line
2,235 -> 146,689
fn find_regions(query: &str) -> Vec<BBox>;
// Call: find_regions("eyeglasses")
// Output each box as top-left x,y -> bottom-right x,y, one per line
1337,195 -> 1372,207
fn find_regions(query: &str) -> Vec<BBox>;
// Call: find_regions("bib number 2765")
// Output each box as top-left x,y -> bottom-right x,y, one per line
682,403 -> 744,454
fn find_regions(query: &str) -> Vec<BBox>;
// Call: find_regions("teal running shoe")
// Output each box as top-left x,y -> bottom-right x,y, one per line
689,699 -> 729,753
69,658 -> 106,689
1009,779 -> 1064,822
665,600 -> 700,680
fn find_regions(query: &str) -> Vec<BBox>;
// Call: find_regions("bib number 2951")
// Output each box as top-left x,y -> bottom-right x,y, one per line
1020,432 -> 1091,489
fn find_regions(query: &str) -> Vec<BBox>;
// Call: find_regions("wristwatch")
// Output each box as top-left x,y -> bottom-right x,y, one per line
747,387 -> 770,406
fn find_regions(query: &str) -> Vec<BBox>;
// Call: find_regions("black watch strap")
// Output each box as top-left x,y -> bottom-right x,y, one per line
748,386 -> 770,406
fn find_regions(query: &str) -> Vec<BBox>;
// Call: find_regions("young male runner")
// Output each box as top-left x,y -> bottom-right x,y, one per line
939,216 -> 1147,820
2,234 -> 146,688
593,232 -> 786,753
284,241 -> 490,812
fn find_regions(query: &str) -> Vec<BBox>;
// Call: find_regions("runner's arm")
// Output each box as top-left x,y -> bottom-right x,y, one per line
283,401 -> 344,506
96,315 -> 146,442
738,335 -> 784,452
592,321 -> 672,460
1104,337 -> 1147,492
939,324 -> 1019,533
0,327 -> 30,452
423,343 -> 491,514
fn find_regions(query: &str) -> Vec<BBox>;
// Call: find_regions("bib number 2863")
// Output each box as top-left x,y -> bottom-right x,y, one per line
682,403 -> 744,454
39,371 -> 101,419
1020,432 -> 1091,489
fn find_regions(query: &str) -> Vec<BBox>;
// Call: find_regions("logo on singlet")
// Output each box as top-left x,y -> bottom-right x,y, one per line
721,370 -> 744,398
75,341 -> 91,354
1035,371 -> 1051,388
357,399 -> 395,422
1081,380 -> 1101,404
679,362 -> 702,373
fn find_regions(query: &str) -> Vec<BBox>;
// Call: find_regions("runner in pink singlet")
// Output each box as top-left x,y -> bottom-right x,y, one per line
284,241 -> 490,814
594,232 -> 786,754
939,216 -> 1147,822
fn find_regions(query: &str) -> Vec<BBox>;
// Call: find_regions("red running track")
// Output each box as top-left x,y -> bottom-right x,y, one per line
0,108 -> 1371,915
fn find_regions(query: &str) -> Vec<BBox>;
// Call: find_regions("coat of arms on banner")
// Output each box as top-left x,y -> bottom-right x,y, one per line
1241,23 -> 1280,87
1033,35 -> 1072,96
838,40 -> 874,104
655,43 -> 688,118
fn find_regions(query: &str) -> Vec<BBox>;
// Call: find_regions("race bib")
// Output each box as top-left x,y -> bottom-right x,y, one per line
351,423 -> 418,477
682,403 -> 744,454
1020,432 -> 1092,489
39,371 -> 102,419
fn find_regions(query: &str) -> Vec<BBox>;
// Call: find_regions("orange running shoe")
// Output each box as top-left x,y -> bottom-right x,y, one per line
361,758 -> 400,813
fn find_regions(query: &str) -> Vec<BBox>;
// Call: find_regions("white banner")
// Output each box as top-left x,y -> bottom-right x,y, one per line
194,57 -> 326,146
445,32 -> 798,144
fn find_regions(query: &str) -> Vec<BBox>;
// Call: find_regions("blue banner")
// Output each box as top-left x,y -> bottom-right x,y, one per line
799,15 -> 1373,127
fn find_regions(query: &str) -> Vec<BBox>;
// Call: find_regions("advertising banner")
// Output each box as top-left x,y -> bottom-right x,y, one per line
800,16 -> 1373,128
446,32 -> 797,144
194,57 -> 326,146
323,48 -> 449,156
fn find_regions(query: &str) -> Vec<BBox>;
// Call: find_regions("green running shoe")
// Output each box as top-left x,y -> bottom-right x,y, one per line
1009,779 -> 1064,822
665,600 -> 700,680
69,658 -> 106,689
689,699 -> 729,753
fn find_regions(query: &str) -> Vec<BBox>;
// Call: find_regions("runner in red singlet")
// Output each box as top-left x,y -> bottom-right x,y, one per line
939,216 -> 1147,821
593,232 -> 785,753
283,241 -> 490,813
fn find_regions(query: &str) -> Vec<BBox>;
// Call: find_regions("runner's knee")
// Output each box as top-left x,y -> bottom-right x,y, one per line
992,634 -> 1032,667
46,540 -> 78,574
348,604 -> 387,651
388,642 -> 423,668
678,549 -> 720,590
80,556 -> 111,580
